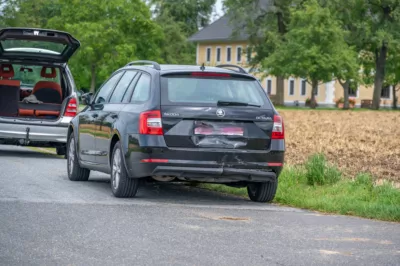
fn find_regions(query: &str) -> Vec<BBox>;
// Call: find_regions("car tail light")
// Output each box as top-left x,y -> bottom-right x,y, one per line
139,110 -> 163,135
64,97 -> 78,117
271,115 -> 284,139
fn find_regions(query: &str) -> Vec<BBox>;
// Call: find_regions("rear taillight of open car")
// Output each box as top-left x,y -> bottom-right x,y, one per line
63,97 -> 78,117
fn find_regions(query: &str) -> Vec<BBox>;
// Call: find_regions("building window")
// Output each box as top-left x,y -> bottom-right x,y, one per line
206,47 -> 211,62
289,79 -> 295,95
246,46 -> 252,63
267,79 -> 272,95
226,47 -> 232,62
301,79 -> 306,96
381,85 -> 391,98
348,81 -> 358,97
237,46 -> 242,62
216,47 -> 221,63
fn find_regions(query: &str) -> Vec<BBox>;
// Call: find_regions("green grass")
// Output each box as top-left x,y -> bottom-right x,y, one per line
201,154 -> 400,222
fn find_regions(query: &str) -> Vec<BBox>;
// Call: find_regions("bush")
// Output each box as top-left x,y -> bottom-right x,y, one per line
305,153 -> 341,185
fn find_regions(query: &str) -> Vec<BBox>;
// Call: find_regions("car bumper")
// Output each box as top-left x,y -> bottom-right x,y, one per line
124,145 -> 284,183
0,122 -> 68,144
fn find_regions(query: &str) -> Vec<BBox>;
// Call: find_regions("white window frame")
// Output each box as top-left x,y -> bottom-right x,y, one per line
266,78 -> 272,95
381,85 -> 392,99
215,46 -> 221,63
206,46 -> 212,63
246,45 -> 251,63
236,46 -> 243,63
288,78 -> 295,96
226,46 -> 232,63
299,78 -> 307,96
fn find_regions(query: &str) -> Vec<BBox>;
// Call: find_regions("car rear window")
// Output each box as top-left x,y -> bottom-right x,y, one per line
161,74 -> 271,108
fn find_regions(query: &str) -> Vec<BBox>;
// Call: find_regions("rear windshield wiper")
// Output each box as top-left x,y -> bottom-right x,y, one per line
217,100 -> 261,107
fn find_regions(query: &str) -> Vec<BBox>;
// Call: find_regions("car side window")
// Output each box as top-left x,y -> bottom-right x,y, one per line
109,71 -> 137,103
94,71 -> 124,104
122,73 -> 141,103
131,74 -> 151,103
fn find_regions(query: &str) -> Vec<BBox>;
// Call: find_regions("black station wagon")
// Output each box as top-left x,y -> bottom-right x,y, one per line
67,61 -> 285,202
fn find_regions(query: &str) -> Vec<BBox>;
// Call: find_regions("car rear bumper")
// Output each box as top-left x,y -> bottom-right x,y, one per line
0,122 -> 68,144
124,138 -> 284,183
152,165 -> 277,183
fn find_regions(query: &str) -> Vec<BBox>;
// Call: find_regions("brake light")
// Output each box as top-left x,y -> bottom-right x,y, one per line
139,110 -> 163,135
64,97 -> 78,117
271,115 -> 284,139
191,72 -> 231,77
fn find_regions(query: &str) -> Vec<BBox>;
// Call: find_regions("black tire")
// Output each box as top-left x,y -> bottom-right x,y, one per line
67,133 -> 90,181
247,181 -> 278,203
56,146 -> 66,158
110,141 -> 139,198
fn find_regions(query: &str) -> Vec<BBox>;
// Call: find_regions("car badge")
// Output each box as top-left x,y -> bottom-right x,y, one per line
216,108 -> 225,117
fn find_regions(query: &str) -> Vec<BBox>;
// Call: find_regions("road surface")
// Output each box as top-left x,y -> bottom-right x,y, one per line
0,145 -> 399,266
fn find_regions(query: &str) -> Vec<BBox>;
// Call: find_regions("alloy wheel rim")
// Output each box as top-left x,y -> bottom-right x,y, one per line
112,149 -> 121,190
68,138 -> 75,175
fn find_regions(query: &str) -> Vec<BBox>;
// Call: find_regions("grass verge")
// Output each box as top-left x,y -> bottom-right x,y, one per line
201,154 -> 400,222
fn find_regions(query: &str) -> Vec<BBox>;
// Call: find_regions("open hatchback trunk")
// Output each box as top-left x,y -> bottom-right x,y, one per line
0,28 -> 80,121
0,28 -> 80,63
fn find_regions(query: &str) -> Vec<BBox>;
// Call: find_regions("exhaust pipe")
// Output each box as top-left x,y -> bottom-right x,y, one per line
151,176 -> 176,182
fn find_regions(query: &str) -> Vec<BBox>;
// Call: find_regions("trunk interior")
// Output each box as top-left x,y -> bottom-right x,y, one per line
0,63 -> 67,121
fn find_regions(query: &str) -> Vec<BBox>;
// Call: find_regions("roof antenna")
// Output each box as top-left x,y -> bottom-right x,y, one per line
200,63 -> 205,71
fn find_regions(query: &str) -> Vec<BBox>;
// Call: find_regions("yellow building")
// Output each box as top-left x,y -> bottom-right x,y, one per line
189,16 -> 399,108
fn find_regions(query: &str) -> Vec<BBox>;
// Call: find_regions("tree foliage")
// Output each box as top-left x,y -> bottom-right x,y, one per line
224,0 -> 295,106
262,0 -> 358,108
151,0 -> 216,36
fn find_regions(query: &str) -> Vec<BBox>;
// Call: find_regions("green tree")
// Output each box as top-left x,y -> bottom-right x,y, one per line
343,0 -> 400,110
385,44 -> 400,109
224,0 -> 296,106
151,0 -> 216,36
46,0 -> 162,92
150,0 -> 216,65
262,0 -> 358,109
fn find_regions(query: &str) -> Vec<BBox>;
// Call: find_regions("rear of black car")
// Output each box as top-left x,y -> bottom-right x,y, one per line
129,69 -> 285,202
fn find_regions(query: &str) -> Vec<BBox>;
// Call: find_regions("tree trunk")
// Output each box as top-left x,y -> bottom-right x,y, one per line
90,64 -> 96,93
342,80 -> 350,110
393,84 -> 398,109
310,79 -> 318,109
372,43 -> 388,110
275,76 -> 285,106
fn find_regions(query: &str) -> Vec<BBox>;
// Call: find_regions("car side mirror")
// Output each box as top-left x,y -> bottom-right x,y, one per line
82,92 -> 93,106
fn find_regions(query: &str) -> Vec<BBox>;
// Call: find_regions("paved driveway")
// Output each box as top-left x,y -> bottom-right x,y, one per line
0,145 -> 399,266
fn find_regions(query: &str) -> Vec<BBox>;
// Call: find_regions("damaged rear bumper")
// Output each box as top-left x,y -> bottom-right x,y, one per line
152,165 -> 277,183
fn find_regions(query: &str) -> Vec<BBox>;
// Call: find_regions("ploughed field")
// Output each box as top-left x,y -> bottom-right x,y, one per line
280,110 -> 400,183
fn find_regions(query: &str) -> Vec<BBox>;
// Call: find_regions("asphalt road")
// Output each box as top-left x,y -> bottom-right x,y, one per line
0,145 -> 399,266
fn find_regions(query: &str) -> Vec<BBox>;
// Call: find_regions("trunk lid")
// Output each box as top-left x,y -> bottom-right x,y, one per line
161,106 -> 274,150
0,28 -> 80,63
160,71 -> 274,150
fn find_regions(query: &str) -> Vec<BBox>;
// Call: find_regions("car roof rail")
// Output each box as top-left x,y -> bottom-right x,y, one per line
215,64 -> 247,74
126,60 -> 161,70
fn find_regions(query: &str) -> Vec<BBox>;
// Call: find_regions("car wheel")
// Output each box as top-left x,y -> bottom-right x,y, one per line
247,181 -> 278,203
56,146 -> 66,158
110,141 -> 139,198
67,134 -> 90,181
